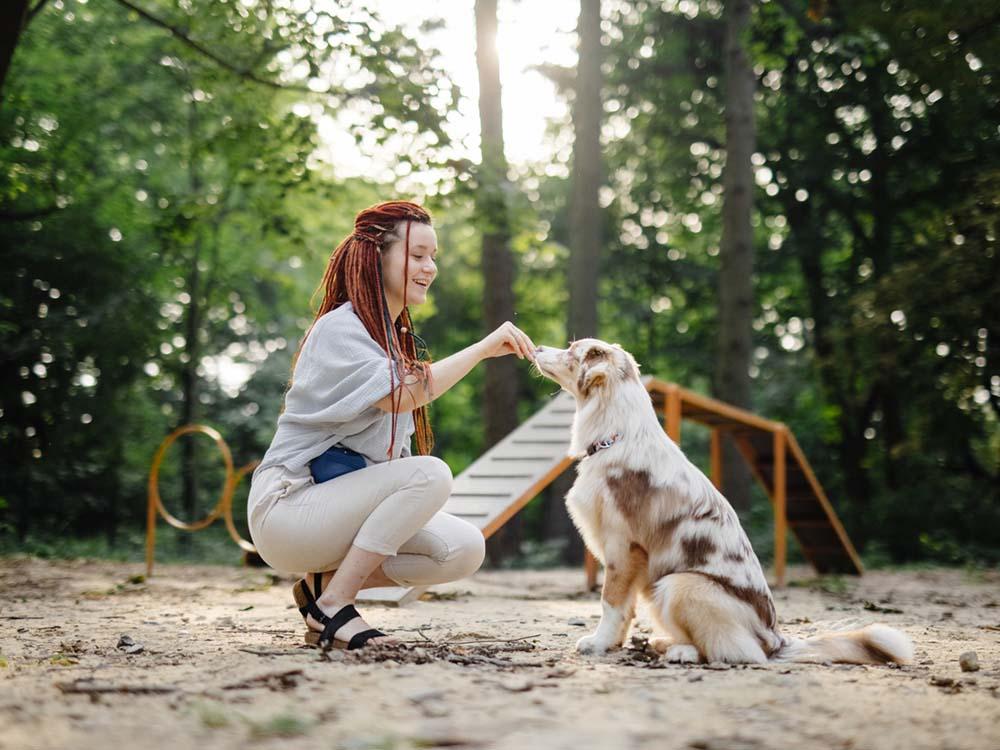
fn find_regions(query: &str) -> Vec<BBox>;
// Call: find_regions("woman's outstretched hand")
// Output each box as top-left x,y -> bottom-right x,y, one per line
477,321 -> 537,361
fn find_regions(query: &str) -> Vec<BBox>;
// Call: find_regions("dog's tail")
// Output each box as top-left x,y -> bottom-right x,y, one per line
772,623 -> 913,665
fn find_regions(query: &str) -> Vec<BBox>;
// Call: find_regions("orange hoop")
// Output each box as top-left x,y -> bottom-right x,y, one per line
146,424 -> 259,576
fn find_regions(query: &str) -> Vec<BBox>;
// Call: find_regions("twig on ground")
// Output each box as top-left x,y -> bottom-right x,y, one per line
221,669 -> 302,691
441,633 -> 541,646
238,648 -> 305,657
56,680 -> 176,695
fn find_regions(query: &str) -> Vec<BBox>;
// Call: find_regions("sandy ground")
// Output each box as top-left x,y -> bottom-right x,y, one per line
1,559 -> 998,750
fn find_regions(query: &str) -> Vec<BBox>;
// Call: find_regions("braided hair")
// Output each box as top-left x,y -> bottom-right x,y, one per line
289,200 -> 435,458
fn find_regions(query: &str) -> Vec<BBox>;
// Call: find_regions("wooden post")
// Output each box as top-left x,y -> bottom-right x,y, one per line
665,385 -> 682,444
710,428 -> 723,490
145,486 -> 157,578
773,428 -> 787,587
584,549 -> 598,591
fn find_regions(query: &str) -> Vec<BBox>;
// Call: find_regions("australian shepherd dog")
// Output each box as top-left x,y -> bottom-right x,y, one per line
534,339 -> 913,665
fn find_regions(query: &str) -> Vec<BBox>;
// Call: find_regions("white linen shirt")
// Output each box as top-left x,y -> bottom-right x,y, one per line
252,301 -> 414,482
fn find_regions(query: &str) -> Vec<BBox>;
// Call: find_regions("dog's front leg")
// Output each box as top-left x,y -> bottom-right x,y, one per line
577,542 -> 647,655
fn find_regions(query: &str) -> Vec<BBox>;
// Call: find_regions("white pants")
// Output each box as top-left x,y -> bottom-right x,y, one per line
247,456 -> 485,587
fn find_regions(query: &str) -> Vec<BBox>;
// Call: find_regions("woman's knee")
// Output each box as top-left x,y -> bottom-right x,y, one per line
447,522 -> 486,579
411,455 -> 453,500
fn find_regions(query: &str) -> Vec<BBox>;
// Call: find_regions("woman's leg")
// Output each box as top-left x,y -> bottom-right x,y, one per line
304,514 -> 484,644
309,512 -> 485,591
253,455 -> 453,643
308,545 -> 397,645
382,512 -> 486,586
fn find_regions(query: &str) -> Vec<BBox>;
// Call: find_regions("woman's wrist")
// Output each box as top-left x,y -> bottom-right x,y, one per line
469,339 -> 489,363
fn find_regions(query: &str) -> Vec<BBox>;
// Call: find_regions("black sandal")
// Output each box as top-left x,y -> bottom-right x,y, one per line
303,603 -> 387,650
292,574 -> 325,625
291,575 -> 387,650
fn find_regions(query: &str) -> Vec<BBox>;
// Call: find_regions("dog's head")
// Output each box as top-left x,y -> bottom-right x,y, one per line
533,338 -> 641,401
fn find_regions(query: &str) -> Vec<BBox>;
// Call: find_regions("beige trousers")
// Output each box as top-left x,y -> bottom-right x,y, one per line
247,456 -> 485,586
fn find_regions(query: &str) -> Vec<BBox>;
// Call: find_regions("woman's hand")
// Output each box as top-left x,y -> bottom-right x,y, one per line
376,321 -> 536,413
477,321 -> 537,361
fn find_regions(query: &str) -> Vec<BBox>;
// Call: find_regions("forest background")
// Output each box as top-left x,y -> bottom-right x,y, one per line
1,0 -> 997,571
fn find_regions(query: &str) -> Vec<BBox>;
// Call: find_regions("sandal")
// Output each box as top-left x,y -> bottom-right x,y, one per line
303,603 -> 388,650
291,576 -> 388,651
292,574 -> 325,625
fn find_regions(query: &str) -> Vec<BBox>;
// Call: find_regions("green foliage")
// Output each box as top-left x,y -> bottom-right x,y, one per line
1,0 -> 996,568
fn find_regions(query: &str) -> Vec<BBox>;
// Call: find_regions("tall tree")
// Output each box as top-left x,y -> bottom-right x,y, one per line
546,0 -> 605,564
0,1 -> 33,99
715,0 -> 757,516
568,0 -> 604,342
475,0 -> 521,562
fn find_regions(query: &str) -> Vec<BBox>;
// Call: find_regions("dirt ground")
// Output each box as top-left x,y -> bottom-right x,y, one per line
1,559 -> 998,750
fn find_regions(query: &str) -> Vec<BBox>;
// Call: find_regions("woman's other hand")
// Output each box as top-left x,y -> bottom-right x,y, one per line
477,321 -> 536,361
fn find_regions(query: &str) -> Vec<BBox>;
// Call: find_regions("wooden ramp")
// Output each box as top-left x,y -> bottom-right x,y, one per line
359,391 -> 576,605
360,378 -> 861,605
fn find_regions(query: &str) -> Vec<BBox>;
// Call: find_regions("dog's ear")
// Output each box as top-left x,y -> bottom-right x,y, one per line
607,343 -> 641,380
577,361 -> 610,397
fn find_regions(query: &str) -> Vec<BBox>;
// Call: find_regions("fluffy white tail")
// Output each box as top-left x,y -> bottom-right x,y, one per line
774,624 -> 913,665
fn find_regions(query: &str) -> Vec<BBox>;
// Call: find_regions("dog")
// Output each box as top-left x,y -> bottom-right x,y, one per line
533,338 -> 913,665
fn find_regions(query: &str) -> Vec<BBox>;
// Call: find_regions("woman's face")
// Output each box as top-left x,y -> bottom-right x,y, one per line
380,221 -> 438,310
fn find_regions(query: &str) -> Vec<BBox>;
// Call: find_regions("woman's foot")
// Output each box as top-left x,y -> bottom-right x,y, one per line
304,600 -> 399,647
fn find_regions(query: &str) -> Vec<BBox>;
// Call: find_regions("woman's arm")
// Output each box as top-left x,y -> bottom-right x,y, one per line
374,321 -> 535,413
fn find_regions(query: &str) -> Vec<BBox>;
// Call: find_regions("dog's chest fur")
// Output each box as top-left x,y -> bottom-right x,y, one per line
566,452 -> 773,603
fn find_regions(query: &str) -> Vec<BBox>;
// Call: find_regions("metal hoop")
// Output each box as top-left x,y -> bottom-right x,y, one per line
146,424 -> 259,575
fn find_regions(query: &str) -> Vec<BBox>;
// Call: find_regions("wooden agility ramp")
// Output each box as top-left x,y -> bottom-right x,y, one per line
360,377 -> 862,605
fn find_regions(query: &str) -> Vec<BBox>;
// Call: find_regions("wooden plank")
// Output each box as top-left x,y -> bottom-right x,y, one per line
481,456 -> 575,538
665,384 -> 682,443
451,477 -> 531,494
773,429 -> 787,588
649,378 -> 785,434
442,499 -> 511,517
784,431 -> 864,575
710,428 -> 722,490
733,432 -> 820,573
358,585 -> 426,606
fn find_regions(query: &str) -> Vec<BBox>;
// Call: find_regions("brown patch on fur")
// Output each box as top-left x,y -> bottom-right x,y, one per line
862,639 -> 895,664
694,572 -> 777,630
576,367 -> 603,398
724,551 -> 745,564
607,469 -> 653,521
602,543 -> 649,608
649,516 -> 683,552
584,346 -> 606,362
681,535 -> 717,567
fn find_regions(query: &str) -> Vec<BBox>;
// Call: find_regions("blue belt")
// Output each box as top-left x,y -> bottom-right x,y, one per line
309,444 -> 366,484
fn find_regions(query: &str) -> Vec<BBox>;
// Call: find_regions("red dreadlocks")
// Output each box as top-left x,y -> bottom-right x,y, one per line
290,200 -> 434,458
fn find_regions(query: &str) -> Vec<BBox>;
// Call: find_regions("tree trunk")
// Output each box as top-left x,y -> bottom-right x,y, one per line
715,0 -> 756,517
475,0 -> 520,564
545,0 -> 604,562
567,0 -> 604,342
178,97 -> 203,552
0,0 -> 32,100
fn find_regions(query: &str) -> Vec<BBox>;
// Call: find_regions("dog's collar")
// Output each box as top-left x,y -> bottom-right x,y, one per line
586,433 -> 622,456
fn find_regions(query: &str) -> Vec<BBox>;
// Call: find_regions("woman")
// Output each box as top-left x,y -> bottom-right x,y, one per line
247,200 -> 536,650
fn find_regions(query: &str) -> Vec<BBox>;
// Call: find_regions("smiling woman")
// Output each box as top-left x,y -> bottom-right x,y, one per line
245,199 -> 537,652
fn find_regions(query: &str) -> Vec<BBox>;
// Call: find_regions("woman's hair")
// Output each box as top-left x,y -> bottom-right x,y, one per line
290,200 -> 434,458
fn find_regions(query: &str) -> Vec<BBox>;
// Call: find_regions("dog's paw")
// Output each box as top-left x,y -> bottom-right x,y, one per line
576,633 -> 615,655
664,644 -> 701,663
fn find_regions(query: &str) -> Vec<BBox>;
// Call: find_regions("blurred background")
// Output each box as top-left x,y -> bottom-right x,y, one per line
1,0 -> 997,570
